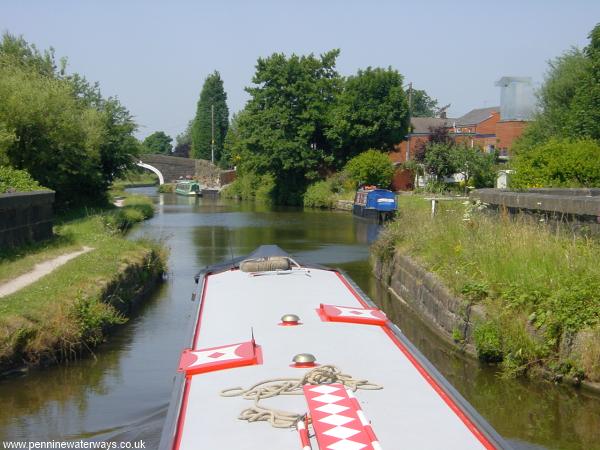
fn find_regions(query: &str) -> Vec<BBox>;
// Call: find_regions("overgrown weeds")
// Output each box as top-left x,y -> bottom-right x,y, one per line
374,196 -> 600,380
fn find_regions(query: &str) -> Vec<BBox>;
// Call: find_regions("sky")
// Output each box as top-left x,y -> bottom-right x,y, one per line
2,0 -> 599,140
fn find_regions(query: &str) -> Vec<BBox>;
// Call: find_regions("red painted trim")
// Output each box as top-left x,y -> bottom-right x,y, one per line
334,271 -> 497,450
173,274 -> 210,450
172,378 -> 191,450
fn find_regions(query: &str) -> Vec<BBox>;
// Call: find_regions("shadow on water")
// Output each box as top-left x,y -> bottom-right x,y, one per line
1,187 -> 599,450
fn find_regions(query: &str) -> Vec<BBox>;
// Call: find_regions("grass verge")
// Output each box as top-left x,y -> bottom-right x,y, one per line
303,179 -> 355,209
373,195 -> 600,382
0,192 -> 167,373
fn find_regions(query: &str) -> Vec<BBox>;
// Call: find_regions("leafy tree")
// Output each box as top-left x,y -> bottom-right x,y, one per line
0,32 -> 64,78
414,126 -> 453,162
143,131 -> 173,154
422,142 -> 456,181
235,50 -> 342,204
221,113 -> 244,168
449,144 -> 497,189
569,24 -> 600,140
411,89 -> 439,118
89,97 -> 139,193
515,23 -> 600,150
0,33 -> 139,206
512,138 -> 600,188
191,71 -> 229,162
344,149 -> 395,188
173,120 -> 192,157
328,67 -> 409,162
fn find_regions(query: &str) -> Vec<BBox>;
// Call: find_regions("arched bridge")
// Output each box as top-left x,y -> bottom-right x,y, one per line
136,154 -> 236,187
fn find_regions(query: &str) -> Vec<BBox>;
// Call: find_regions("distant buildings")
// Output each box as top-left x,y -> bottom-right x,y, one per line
389,76 -> 535,190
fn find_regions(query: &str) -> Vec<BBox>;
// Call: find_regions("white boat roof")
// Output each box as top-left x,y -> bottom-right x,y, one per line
160,247 -> 508,450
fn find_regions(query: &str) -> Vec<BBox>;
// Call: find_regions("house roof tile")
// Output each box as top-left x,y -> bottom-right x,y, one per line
455,107 -> 499,126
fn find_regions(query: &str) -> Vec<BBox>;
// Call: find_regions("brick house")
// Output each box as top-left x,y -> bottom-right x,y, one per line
389,77 -> 534,190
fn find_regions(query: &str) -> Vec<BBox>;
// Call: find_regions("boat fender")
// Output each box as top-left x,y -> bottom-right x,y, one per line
240,257 -> 291,272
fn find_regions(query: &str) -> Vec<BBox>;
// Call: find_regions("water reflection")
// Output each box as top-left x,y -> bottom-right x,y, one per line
0,188 -> 599,450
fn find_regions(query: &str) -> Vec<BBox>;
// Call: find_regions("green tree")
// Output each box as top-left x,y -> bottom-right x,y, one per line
344,149 -> 395,187
97,98 -> 140,190
235,50 -> 342,204
221,113 -> 243,168
422,142 -> 456,181
143,131 -> 173,154
329,67 -> 409,162
512,138 -> 600,188
515,23 -> 600,150
449,144 -> 497,189
0,32 -> 64,78
411,89 -> 439,118
0,33 -> 139,205
191,71 -> 229,162
570,24 -> 600,140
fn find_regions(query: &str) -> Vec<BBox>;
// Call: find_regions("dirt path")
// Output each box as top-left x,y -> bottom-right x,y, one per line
0,247 -> 94,298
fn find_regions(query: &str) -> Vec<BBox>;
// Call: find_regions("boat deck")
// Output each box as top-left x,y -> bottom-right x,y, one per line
161,253 -> 507,449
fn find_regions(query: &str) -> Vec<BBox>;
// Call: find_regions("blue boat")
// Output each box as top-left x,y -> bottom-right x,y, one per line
353,186 -> 397,222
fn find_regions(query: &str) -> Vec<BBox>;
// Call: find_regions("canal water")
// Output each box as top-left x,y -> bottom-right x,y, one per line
1,188 -> 599,450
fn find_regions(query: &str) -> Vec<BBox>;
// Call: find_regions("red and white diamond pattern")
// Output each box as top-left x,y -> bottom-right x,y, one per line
303,384 -> 379,450
187,344 -> 244,368
178,341 -> 260,376
318,304 -> 387,326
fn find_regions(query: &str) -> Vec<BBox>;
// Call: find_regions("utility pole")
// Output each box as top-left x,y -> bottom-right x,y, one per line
211,104 -> 215,164
406,82 -> 413,161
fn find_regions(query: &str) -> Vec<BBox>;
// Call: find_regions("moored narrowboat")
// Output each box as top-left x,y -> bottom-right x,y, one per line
175,180 -> 202,196
353,186 -> 397,223
160,245 -> 510,450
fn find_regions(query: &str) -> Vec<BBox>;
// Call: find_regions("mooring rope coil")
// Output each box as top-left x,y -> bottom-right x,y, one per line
220,365 -> 382,428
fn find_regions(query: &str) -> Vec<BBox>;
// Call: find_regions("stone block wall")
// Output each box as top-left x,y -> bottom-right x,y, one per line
471,188 -> 600,234
194,160 -> 221,187
0,191 -> 55,249
373,252 -> 483,356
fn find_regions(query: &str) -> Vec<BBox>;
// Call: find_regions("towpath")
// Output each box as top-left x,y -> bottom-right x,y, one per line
0,247 -> 94,298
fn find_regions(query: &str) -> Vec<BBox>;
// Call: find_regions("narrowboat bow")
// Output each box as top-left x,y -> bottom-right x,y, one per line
160,245 -> 510,450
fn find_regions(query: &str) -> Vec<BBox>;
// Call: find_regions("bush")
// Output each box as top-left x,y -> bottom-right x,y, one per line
344,149 -> 394,188
304,180 -> 335,208
474,321 -> 504,363
221,171 -> 274,202
511,138 -> 600,188
0,166 -> 45,193
157,183 -> 174,193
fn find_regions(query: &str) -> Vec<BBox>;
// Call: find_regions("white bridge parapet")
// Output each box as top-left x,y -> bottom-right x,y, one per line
136,161 -> 164,185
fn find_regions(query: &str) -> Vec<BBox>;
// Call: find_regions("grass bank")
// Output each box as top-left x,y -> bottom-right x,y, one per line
373,196 -> 600,384
303,179 -> 355,209
111,171 -> 158,190
158,183 -> 175,193
0,193 -> 167,374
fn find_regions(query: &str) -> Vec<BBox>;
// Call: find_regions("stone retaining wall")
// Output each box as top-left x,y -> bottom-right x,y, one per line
0,191 -> 54,249
471,188 -> 600,234
373,252 -> 483,355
